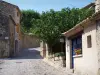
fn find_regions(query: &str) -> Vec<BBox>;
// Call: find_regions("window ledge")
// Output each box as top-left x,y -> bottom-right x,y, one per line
73,54 -> 82,58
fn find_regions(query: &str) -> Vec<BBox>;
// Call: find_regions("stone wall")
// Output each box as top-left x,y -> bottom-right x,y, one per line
0,13 -> 9,38
0,1 -> 21,25
0,1 -> 21,56
0,13 -> 10,57
21,34 -> 40,49
9,17 -> 15,57
40,41 -> 46,58
0,1 -> 17,19
0,40 -> 9,57
96,20 -> 100,75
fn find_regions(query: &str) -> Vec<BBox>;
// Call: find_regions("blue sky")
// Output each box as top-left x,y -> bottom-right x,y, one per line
4,0 -> 94,13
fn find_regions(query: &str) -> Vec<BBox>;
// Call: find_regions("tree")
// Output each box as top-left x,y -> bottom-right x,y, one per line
21,10 -> 40,33
32,10 -> 61,50
21,8 -> 94,54
32,8 -> 94,53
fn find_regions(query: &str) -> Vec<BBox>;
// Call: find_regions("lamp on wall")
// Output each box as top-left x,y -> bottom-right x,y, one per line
60,38 -> 64,43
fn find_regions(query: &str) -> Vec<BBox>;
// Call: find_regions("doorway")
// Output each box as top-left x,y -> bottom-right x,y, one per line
15,40 -> 18,56
70,35 -> 82,69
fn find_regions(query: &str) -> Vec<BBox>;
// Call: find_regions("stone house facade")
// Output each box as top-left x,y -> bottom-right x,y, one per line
63,0 -> 100,75
0,1 -> 21,57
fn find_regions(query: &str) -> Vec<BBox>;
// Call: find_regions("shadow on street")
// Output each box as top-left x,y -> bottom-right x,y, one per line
11,48 -> 43,59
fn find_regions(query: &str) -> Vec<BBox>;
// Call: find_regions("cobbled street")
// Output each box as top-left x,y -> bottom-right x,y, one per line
0,48 -> 66,75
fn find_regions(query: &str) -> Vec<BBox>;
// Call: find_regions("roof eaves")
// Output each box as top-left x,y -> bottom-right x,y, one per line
62,17 -> 90,36
82,3 -> 95,9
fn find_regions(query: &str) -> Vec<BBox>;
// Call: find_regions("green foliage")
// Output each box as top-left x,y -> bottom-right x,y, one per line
21,10 -> 40,33
32,9 -> 61,46
32,8 -> 94,46
21,8 -> 94,52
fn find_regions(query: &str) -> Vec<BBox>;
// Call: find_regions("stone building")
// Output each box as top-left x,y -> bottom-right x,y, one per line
63,0 -> 100,75
0,0 -> 21,57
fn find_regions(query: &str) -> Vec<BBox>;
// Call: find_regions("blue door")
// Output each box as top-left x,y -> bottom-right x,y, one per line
71,35 -> 82,69
72,39 -> 76,68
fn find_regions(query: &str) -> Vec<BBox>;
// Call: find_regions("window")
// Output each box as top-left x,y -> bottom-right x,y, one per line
87,35 -> 92,48
72,36 -> 82,56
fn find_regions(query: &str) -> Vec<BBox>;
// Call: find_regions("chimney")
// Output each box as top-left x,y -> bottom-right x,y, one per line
95,0 -> 100,12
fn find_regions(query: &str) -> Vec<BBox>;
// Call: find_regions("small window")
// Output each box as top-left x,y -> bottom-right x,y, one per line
87,35 -> 92,48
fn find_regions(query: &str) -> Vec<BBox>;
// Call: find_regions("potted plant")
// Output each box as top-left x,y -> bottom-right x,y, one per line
75,49 -> 81,55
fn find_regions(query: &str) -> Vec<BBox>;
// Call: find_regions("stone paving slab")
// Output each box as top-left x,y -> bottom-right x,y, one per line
0,59 -> 69,75
0,48 -> 71,75
43,58 -> 73,75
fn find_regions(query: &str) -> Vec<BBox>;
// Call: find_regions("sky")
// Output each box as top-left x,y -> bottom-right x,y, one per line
4,0 -> 94,13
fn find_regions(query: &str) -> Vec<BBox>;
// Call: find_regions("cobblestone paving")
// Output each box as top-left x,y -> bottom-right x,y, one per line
0,48 -> 67,75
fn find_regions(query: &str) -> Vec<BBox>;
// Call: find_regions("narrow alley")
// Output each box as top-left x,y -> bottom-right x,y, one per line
0,48 -> 67,75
